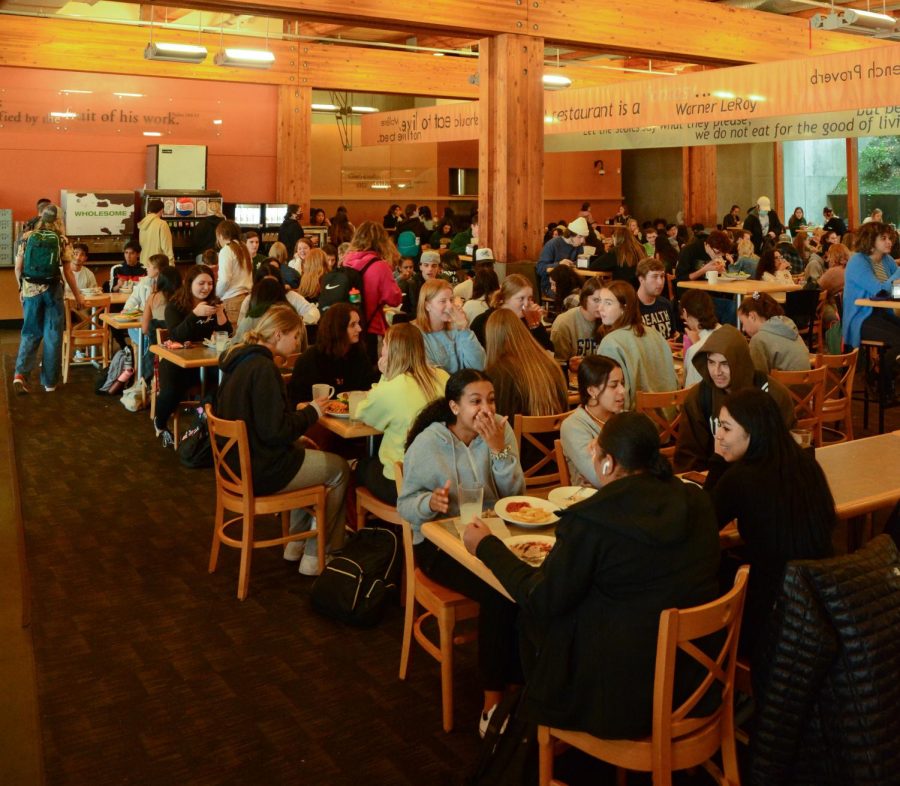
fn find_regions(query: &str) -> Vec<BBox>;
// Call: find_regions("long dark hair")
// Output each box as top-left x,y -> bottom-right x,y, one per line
598,412 -> 672,481
247,277 -> 289,318
577,355 -> 620,408
169,265 -> 215,314
720,388 -> 836,557
316,302 -> 361,358
405,369 -> 493,450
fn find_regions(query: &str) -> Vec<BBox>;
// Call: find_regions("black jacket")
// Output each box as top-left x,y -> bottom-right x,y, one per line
215,344 -> 318,496
744,209 -> 785,253
674,239 -> 710,283
164,303 -> 231,344
749,535 -> 900,786
288,344 -> 378,407
191,215 -> 221,257
477,473 -> 721,739
277,218 -> 304,256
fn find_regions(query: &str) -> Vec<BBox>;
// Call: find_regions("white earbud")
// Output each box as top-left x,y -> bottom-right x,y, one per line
601,460 -> 612,475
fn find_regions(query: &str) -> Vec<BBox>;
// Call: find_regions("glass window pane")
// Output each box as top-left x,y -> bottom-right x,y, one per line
783,139 -> 848,230
857,136 -> 899,227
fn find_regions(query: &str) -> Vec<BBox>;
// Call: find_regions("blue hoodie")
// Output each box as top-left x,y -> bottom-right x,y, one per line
842,251 -> 899,348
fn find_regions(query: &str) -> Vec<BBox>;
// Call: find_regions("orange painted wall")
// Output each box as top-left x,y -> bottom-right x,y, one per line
0,66 -> 276,221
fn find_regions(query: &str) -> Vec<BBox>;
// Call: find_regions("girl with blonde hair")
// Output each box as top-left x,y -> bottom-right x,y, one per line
355,322 -> 449,503
469,273 -> 551,350
215,219 -> 253,325
216,303 -> 350,576
415,278 -> 485,373
484,308 -> 568,419
298,247 -> 326,300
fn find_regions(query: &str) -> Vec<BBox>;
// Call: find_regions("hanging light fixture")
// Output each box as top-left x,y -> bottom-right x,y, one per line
144,13 -> 207,63
215,19 -> 274,69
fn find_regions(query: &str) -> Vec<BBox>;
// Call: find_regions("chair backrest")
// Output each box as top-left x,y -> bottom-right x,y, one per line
513,411 -> 573,489
815,348 -> 858,412
770,365 -> 827,444
783,288 -> 821,348
156,326 -> 169,345
634,386 -> 695,460
205,404 -> 255,506
553,439 -> 571,486
394,461 -> 417,611
65,295 -> 110,344
652,565 -> 749,763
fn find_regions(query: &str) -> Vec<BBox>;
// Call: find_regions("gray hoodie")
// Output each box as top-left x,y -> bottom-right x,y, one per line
748,316 -> 810,373
398,420 -> 525,543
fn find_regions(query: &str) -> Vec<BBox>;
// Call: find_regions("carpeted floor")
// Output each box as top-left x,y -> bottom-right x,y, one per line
7,345 -> 897,786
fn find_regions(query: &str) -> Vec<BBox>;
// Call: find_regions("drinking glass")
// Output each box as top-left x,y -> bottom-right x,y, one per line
458,484 -> 484,527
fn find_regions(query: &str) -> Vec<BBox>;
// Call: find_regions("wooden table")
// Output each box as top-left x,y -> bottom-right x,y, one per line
573,268 -> 612,280
817,431 -> 900,520
83,292 -> 129,306
150,343 -> 220,394
677,278 -> 802,324
854,298 -> 900,310
316,413 -> 381,455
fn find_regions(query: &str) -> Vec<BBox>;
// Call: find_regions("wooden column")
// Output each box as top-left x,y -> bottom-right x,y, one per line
846,137 -> 859,230
478,34 -> 544,262
276,85 -> 311,213
681,145 -> 717,229
773,142 -> 785,221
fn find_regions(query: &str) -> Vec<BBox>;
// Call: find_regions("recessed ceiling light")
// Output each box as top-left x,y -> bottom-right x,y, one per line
114,92 -> 144,98
143,131 -> 162,137
712,91 -> 736,99
50,111 -> 77,118
61,89 -> 92,95
213,119 -> 223,125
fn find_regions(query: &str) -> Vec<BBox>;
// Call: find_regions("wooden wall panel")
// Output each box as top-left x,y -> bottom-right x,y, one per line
276,86 -> 312,208
682,145 -> 718,228
478,34 -> 544,262
846,137 -> 859,229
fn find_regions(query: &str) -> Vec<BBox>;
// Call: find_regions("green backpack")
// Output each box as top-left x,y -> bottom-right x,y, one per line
23,230 -> 61,284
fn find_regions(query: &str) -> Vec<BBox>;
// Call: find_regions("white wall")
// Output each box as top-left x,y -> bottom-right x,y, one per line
783,139 -> 847,225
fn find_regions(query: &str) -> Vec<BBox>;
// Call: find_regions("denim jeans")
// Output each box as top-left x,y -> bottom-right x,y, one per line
15,283 -> 64,387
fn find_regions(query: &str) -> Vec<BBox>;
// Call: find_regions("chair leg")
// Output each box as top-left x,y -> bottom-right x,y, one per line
173,410 -> 180,448
237,513 -> 254,601
399,593 -> 415,680
437,606 -> 457,732
356,491 -> 367,531
209,499 -> 224,573
62,341 -> 70,384
281,511 -> 290,539
316,495 -> 327,575
538,727 -> 554,786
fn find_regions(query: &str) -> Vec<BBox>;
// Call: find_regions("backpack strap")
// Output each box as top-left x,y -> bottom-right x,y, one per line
357,257 -> 381,323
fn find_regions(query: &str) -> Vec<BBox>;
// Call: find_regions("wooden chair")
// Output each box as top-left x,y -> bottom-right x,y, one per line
62,295 -> 110,383
356,486 -> 403,531
513,411 -> 573,491
554,439 -> 571,486
538,565 -> 750,786
771,365 -> 828,446
151,327 -> 199,447
395,462 -> 479,732
814,348 -> 858,444
635,387 -> 694,460
205,404 -> 327,600
666,272 -> 676,301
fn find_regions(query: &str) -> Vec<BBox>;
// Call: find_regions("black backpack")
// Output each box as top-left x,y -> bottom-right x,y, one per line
177,406 -> 213,469
465,689 -> 538,786
317,258 -> 378,326
310,526 -> 401,627
23,230 -> 62,284
95,346 -> 134,395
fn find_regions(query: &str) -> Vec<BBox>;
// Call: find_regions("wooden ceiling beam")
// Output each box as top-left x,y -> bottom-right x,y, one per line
0,15 -> 480,97
106,0 -> 889,62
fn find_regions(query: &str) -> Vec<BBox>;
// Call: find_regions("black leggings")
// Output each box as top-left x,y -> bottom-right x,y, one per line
414,539 -> 523,691
861,310 -> 900,381
154,359 -> 200,431
355,455 -> 398,505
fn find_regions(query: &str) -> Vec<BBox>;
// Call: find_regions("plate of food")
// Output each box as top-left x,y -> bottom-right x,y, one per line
505,534 -> 556,566
720,272 -> 750,281
495,496 -> 558,527
547,486 -> 596,509
323,399 -> 350,418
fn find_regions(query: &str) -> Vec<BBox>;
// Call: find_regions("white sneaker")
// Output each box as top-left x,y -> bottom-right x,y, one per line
479,704 -> 508,739
74,350 -> 85,361
44,385 -> 57,392
283,540 -> 305,562
298,553 -> 331,576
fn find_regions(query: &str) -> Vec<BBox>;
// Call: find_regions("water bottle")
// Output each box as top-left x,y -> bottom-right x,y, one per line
349,287 -> 361,305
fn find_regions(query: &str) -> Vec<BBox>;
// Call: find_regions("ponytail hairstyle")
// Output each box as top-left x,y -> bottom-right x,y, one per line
221,303 -> 301,365
576,355 -> 621,408
719,388 -> 836,558
405,369 -> 494,450
216,219 -> 252,276
598,411 -> 672,481
737,290 -> 783,321
155,266 -> 182,301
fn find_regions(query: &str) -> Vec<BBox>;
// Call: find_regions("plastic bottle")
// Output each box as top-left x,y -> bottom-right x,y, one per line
348,288 -> 361,305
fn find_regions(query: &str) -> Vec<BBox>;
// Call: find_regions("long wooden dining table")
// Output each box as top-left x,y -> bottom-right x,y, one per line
149,343 -> 220,395
422,431 -> 900,601
677,278 -> 801,324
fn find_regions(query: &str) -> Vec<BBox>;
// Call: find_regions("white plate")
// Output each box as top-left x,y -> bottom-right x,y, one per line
495,496 -> 559,528
504,534 -> 556,566
547,486 -> 597,509
323,409 -> 349,419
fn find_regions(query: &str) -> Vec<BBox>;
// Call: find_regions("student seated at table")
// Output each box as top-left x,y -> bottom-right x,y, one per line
462,267 -> 500,325
140,266 -> 181,384
462,412 -> 721,740
706,388 -> 835,663
738,291 -> 810,373
680,289 -> 721,388
123,253 -> 168,370
596,281 -> 677,410
560,356 -> 626,487
485,308 -> 567,421
65,242 -> 98,296
232,277 -> 308,352
355,323 -> 448,505
237,263 -> 320,328
547,262 -> 582,316
549,276 -> 602,362
288,302 -> 378,407
398,369 -> 525,735
415,279 -> 486,374
470,274 -> 552,351
842,221 -> 900,395
154,265 -> 232,448
215,304 -> 349,577
673,324 -> 794,474
753,247 -> 794,304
